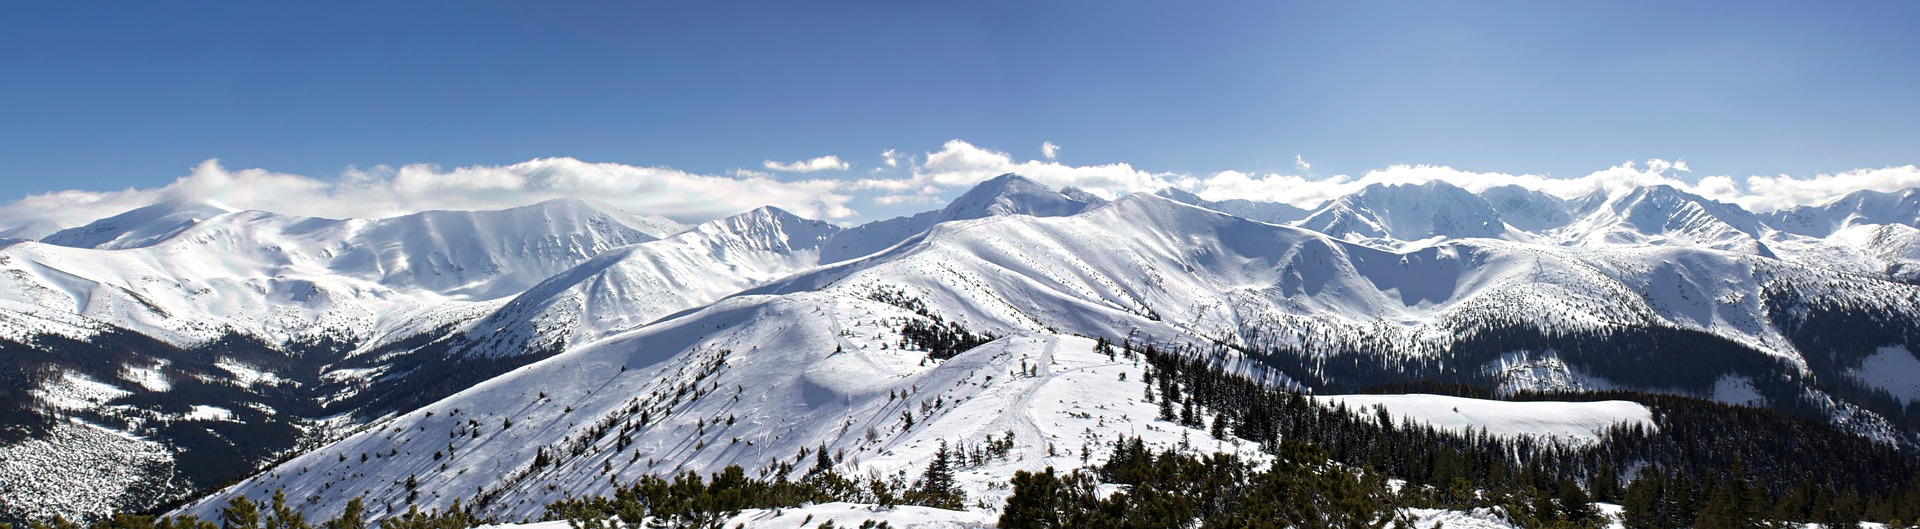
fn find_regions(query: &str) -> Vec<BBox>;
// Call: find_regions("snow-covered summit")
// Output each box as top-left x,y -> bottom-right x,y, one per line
1478,184 -> 1573,233
1295,181 -> 1510,242
938,173 -> 1100,221
1559,184 -> 1772,255
41,199 -> 240,250
1769,188 -> 1920,237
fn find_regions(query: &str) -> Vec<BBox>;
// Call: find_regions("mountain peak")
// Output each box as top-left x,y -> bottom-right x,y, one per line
938,173 -> 1098,221
40,199 -> 240,250
1297,180 -> 1506,241
1768,186 -> 1920,236
692,205 -> 839,253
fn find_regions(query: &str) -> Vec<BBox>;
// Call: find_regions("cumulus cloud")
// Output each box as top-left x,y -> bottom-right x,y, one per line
0,157 -> 859,235
1190,159 -> 1716,209
873,194 -> 942,206
1042,141 -> 1060,160
1740,165 -> 1920,212
763,155 -> 850,173
854,140 -> 1176,202
5,144 -> 1914,239
1148,156 -> 1920,214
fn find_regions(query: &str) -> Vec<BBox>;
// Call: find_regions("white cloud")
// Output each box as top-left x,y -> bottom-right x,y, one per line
1041,141 -> 1060,160
1294,155 -> 1311,172
873,194 -> 942,206
763,155 -> 850,173
1741,165 -> 1920,212
0,157 -> 859,234
5,145 -> 1913,239
855,139 -> 1174,200
1189,159 -> 1713,209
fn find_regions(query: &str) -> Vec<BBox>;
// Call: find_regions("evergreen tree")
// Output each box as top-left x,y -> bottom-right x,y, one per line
220,496 -> 260,529
910,441 -> 966,510
321,498 -> 365,529
264,490 -> 306,529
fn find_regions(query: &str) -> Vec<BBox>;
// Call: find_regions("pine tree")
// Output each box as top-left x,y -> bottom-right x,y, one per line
264,490 -> 306,529
220,496 -> 260,529
1001,468 -> 1068,529
320,497 -> 365,529
911,440 -> 965,510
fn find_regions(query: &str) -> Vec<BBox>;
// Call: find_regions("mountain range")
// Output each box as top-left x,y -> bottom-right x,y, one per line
2,175 -> 1918,525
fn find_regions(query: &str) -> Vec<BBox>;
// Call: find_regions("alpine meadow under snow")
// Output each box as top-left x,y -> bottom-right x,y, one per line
3,172 -> 1920,527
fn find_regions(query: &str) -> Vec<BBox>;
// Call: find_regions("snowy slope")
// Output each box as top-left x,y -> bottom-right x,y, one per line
455,175 -> 1100,358
1314,393 -> 1653,445
457,206 -> 841,356
177,298 -> 1254,521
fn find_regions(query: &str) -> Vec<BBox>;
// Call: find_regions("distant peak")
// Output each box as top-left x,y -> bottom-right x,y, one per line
145,198 -> 240,215
738,205 -> 804,220
939,173 -> 1096,221
1154,187 -> 1205,204
40,199 -> 241,250
982,172 -> 1039,185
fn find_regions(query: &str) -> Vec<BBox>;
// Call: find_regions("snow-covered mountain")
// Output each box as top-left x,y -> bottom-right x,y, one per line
1154,188 -> 1310,225
5,174 -> 1920,525
1558,185 -> 1774,255
0,199 -> 681,523
1769,188 -> 1920,237
40,200 -> 241,250
1295,181 -> 1512,242
455,174 -> 1099,358
176,184 -> 1920,524
1478,184 -> 1573,233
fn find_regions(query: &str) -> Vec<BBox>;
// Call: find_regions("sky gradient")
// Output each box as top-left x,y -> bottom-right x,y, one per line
3,2 -> 1918,226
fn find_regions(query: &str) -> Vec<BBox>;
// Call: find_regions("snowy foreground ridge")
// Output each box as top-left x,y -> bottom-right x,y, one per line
1,174 -> 1918,524
470,504 -> 1578,529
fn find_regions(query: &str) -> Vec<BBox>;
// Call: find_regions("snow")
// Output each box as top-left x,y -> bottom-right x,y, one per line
176,297 -> 1253,522
0,420 -> 180,523
1314,394 -> 1653,445
184,405 -> 237,422
1485,352 -> 1614,394
120,361 -> 172,392
1401,508 -> 1522,529
1712,375 -> 1768,407
1851,346 -> 1920,403
474,503 -> 994,529
32,371 -> 132,411
216,359 -> 286,388
2,175 -> 1916,525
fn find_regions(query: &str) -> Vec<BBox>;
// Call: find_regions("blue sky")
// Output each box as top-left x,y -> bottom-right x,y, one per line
3,2 -> 1918,227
